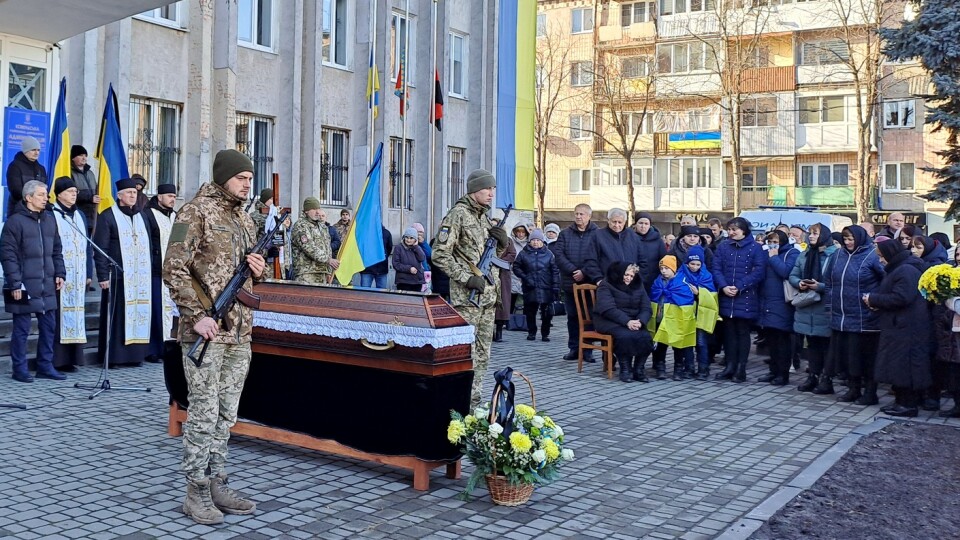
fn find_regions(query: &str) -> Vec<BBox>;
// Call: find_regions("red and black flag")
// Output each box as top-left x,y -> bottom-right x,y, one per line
431,68 -> 444,131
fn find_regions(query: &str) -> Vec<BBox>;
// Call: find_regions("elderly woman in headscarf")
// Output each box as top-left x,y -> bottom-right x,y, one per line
821,225 -> 885,403
864,239 -> 930,417
789,223 -> 838,393
508,222 -> 531,317
593,261 -> 654,383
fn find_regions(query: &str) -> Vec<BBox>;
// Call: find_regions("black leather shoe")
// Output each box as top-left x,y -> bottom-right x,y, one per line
582,355 -> 597,364
733,373 -> 746,383
770,376 -> 788,386
58,365 -> 79,373
880,402 -> 899,414
36,369 -> 67,381
541,336 -> 550,342
145,355 -> 162,364
526,334 -> 536,341
12,372 -> 34,383
921,398 -> 941,412
758,373 -> 776,383
884,404 -> 918,417
797,374 -> 818,393
563,351 -> 577,361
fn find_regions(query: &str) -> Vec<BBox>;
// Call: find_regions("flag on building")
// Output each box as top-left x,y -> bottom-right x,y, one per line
46,77 -> 71,202
495,0 -> 536,210
394,53 -> 407,118
334,143 -> 386,285
367,49 -> 380,120
95,84 -> 130,213
431,68 -> 444,131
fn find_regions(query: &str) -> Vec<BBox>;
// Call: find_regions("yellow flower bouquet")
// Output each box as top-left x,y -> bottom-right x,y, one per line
447,401 -> 574,504
918,264 -> 960,331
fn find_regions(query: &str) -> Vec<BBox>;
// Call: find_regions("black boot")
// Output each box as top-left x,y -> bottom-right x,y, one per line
758,372 -> 776,383
837,379 -> 862,402
632,356 -> 649,382
855,381 -> 879,406
655,360 -> 667,380
733,359 -> 747,383
812,375 -> 835,395
493,323 -> 504,342
696,366 -> 710,380
617,356 -> 632,383
797,374 -> 819,393
715,361 -> 736,381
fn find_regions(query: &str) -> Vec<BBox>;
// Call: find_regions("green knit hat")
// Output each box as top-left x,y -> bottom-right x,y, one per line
212,149 -> 254,185
259,188 -> 274,204
303,197 -> 321,212
467,169 -> 496,194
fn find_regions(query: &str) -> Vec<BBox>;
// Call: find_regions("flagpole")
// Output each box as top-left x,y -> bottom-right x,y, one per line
428,0 -> 438,236
399,0 -> 411,233
368,0 -> 378,168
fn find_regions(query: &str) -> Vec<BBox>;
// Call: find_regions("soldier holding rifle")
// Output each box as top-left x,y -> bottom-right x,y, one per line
162,149 -> 266,525
432,169 -> 510,408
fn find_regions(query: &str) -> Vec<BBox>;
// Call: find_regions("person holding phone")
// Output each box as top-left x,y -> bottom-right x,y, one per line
788,223 -> 837,393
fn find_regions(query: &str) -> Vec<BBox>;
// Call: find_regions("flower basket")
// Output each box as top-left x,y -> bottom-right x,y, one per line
447,368 -> 575,504
485,473 -> 535,506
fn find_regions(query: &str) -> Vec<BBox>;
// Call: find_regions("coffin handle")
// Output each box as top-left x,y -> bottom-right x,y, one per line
360,338 -> 396,351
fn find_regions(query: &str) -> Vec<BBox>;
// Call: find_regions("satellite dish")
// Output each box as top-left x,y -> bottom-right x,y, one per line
546,135 -> 582,158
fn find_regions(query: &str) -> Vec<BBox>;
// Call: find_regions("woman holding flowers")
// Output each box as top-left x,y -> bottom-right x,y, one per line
863,240 -> 930,417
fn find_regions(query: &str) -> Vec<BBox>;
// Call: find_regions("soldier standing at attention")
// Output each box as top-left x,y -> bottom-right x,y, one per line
432,169 -> 510,408
291,196 -> 339,284
162,149 -> 267,525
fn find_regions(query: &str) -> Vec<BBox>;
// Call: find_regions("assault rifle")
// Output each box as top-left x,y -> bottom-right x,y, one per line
186,210 -> 290,367
468,204 -> 513,308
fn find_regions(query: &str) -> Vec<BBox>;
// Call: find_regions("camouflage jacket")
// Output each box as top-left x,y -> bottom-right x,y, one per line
431,195 -> 501,308
291,213 -> 332,284
251,200 -> 269,236
163,182 -> 260,344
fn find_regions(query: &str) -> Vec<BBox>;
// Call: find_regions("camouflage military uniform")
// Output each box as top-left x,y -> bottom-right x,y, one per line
431,195 -> 501,408
291,212 -> 333,284
163,182 -> 259,482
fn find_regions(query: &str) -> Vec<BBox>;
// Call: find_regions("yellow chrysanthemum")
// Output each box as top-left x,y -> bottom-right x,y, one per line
464,415 -> 477,428
515,404 -> 536,420
447,420 -> 466,444
543,416 -> 556,428
543,439 -> 560,462
509,432 -> 533,453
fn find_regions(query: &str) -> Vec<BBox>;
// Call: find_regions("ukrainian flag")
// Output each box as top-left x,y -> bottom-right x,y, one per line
366,49 -> 380,120
334,143 -> 386,285
46,78 -> 71,202
95,84 -> 130,213
494,0 -> 535,210
667,131 -> 721,151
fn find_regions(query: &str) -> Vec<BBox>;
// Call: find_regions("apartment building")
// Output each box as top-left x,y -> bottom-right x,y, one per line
1,1 -> 499,235
537,0 -> 951,235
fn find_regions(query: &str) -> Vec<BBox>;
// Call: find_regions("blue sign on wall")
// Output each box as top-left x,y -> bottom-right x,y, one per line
2,107 -> 50,220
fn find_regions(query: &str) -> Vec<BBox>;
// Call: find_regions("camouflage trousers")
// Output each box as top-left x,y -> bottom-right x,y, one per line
456,302 -> 496,409
181,342 -> 252,481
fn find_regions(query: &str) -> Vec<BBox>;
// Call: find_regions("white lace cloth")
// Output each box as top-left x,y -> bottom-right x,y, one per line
254,310 -> 476,349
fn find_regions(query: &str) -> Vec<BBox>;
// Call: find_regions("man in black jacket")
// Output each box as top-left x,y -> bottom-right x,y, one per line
5,137 -> 47,217
1,180 -> 67,382
555,203 -> 598,361
70,145 -> 100,234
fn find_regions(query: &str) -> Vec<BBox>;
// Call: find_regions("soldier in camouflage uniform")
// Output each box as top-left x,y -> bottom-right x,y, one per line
431,169 -> 510,408
163,149 -> 266,525
291,197 -> 339,284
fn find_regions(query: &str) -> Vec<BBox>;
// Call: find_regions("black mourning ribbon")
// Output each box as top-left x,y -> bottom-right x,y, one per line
492,367 -> 517,437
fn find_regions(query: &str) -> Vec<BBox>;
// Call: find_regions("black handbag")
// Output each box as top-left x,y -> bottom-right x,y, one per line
549,300 -> 566,317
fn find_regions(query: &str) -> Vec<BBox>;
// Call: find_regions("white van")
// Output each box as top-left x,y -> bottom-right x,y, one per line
739,207 -> 853,234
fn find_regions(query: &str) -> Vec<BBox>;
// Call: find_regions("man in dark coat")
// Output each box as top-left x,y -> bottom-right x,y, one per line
70,144 -> 100,234
94,178 -> 154,367
0,180 -> 67,382
555,203 -> 598,361
5,136 -> 47,217
583,208 -> 646,285
359,225 -> 393,288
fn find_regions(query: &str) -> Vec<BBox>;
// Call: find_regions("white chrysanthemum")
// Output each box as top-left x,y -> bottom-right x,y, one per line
532,449 -> 547,463
488,423 -> 504,436
531,416 -> 545,428
554,425 -> 564,437
561,448 -> 575,461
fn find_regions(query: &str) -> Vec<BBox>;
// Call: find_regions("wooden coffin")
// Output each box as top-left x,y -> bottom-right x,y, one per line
166,281 -> 475,490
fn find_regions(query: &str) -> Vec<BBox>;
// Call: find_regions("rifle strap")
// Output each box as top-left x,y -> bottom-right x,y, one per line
189,272 -> 214,312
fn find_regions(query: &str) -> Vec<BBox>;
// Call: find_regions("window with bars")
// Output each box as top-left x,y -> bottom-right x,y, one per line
128,97 -> 182,192
239,0 -> 273,49
7,63 -> 46,110
448,146 -> 465,207
235,112 -> 274,195
389,137 -> 414,209
319,128 -> 349,206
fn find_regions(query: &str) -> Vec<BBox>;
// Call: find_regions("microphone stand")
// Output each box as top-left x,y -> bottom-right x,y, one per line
54,205 -> 151,399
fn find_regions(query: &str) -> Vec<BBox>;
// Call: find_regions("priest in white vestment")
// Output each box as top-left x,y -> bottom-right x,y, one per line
51,177 -> 93,371
142,183 -> 178,363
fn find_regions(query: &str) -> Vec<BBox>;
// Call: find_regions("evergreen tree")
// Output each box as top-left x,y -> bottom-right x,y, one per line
882,0 -> 960,218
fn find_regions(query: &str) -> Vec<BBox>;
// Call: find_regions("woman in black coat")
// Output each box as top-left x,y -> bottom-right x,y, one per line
864,240 -> 930,416
593,261 -> 654,383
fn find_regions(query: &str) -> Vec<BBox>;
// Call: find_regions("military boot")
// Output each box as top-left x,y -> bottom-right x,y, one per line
183,478 -> 224,525
210,473 -> 257,515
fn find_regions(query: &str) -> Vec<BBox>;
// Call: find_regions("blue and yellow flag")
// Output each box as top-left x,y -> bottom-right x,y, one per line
46,77 -> 71,202
334,143 -> 386,285
95,84 -> 130,213
495,0 -> 536,210
366,49 -> 380,120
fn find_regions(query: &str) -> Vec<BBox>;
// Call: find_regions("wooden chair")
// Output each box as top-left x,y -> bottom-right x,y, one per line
573,284 -> 615,379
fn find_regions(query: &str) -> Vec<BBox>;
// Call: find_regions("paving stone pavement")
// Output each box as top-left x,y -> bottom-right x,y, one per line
1,325 -> 956,540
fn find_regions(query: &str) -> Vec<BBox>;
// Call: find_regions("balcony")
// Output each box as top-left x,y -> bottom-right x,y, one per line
732,66 -> 796,94
654,132 -> 721,157
594,135 -> 654,158
795,186 -> 854,207
796,64 -> 855,86
598,22 -> 656,46
657,13 -> 718,39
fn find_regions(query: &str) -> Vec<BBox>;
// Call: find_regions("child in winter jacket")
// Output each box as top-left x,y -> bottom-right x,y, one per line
513,229 -> 561,341
680,245 -> 718,379
650,255 -> 697,379
392,227 -> 426,292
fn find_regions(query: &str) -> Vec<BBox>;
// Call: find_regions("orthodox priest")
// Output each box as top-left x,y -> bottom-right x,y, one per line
51,177 -> 93,371
93,178 -> 153,367
142,183 -> 178,362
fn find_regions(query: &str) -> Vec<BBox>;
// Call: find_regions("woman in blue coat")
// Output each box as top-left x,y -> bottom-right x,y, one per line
789,223 -> 838,393
712,217 -> 767,382
822,225 -> 885,403
513,229 -> 561,342
757,230 -> 801,385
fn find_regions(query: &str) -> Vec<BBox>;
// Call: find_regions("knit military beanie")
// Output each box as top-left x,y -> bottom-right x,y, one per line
302,197 -> 321,212
466,169 -> 496,193
259,188 -> 274,204
213,149 -> 254,185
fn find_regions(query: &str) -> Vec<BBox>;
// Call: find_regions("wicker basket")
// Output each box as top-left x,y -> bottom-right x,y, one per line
485,474 -> 534,506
